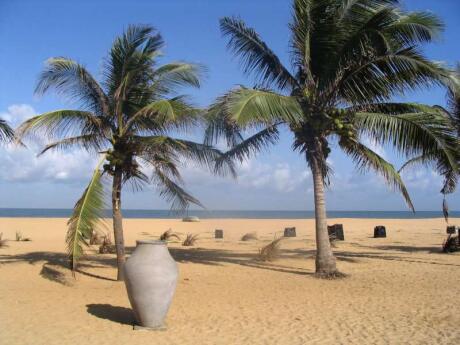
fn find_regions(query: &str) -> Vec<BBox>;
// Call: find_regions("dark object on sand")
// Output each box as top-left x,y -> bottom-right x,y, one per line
446,226 -> 458,234
99,234 -> 116,254
328,224 -> 344,241
442,234 -> 459,253
374,226 -> 387,238
284,227 -> 296,237
215,229 -> 223,239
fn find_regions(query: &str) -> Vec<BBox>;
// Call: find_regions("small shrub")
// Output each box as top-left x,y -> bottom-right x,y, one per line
182,233 -> 198,246
0,233 -> 8,248
241,232 -> 258,241
99,233 -> 116,254
257,237 -> 284,261
160,229 -> 181,242
90,230 -> 104,245
15,231 -> 31,242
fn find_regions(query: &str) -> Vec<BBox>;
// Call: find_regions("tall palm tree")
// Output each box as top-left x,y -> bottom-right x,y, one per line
0,118 -> 14,144
205,0 -> 458,276
18,25 -> 233,281
400,65 -> 460,220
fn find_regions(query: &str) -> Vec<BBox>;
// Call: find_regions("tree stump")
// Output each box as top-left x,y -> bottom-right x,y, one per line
374,226 -> 386,238
284,227 -> 296,237
215,229 -> 223,239
327,224 -> 344,241
446,226 -> 457,234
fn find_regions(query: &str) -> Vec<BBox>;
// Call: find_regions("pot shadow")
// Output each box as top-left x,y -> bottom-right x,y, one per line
86,304 -> 134,325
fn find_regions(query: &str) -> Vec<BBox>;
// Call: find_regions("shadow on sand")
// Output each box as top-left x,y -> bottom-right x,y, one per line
86,304 -> 134,325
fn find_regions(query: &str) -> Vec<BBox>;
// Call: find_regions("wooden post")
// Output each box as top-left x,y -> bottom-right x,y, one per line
327,224 -> 344,241
215,229 -> 223,239
284,227 -> 296,237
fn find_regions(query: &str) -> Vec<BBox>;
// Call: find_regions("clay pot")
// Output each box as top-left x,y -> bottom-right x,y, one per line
124,240 -> 178,329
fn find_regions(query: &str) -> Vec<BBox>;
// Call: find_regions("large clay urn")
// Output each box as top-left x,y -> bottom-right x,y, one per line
124,240 -> 178,329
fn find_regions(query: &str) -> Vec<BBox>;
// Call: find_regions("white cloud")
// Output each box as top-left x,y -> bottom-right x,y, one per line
0,104 -> 36,127
0,104 -> 97,183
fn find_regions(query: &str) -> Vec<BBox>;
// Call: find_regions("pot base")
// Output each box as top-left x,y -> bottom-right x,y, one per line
133,324 -> 167,331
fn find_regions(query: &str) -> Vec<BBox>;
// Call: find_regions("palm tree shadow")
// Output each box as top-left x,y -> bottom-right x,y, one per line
86,304 -> 134,325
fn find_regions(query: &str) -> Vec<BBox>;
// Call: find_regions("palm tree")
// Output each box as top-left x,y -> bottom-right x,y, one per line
0,118 -> 14,144
18,25 -> 233,281
205,0 -> 458,276
400,65 -> 460,220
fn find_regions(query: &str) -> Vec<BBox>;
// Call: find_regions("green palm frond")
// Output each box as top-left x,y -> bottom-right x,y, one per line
354,111 -> 458,168
214,124 -> 280,173
153,169 -> 202,211
153,62 -> 205,93
210,88 -> 302,127
38,134 -> 107,156
17,110 -> 105,141
125,96 -> 199,133
220,16 -> 297,91
0,118 -> 15,143
66,159 -> 106,272
35,57 -> 109,115
340,138 -> 414,211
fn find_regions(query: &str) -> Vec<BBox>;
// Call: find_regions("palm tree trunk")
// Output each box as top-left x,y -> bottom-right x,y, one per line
112,167 -> 126,281
310,154 -> 337,276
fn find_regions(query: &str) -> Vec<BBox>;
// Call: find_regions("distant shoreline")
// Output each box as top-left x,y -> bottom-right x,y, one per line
1,208 -> 459,219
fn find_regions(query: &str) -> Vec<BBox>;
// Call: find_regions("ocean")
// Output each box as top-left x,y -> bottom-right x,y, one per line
0,208 -> 458,219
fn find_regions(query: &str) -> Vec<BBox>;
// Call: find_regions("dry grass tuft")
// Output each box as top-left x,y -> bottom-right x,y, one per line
98,233 -> 116,254
15,231 -> 31,242
241,232 -> 258,241
160,229 -> 181,242
182,233 -> 198,246
0,233 -> 8,248
257,237 -> 284,261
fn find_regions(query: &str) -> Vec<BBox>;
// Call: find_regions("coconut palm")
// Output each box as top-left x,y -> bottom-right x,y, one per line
205,0 -> 458,276
0,118 -> 14,144
400,65 -> 460,220
18,25 -> 233,280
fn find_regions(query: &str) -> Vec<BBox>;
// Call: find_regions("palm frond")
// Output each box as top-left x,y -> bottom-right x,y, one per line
220,16 -> 297,91
153,62 -> 205,94
66,159 -> 106,272
214,124 -> 280,173
340,138 -> 414,211
152,169 -> 202,211
35,57 -> 109,115
17,110 -> 104,141
354,111 -> 458,169
0,118 -> 15,143
38,134 -> 107,156
209,87 -> 302,127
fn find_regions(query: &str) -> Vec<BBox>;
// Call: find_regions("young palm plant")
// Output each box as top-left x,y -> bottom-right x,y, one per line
18,25 -> 233,280
206,0 -> 458,276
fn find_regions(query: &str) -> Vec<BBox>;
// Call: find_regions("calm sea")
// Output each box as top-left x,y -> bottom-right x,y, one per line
0,208 -> 458,219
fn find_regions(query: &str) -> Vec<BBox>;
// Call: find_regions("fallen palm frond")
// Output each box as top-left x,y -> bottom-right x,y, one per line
241,232 -> 258,241
0,233 -> 8,248
160,229 -> 181,242
182,233 -> 198,246
257,236 -> 284,261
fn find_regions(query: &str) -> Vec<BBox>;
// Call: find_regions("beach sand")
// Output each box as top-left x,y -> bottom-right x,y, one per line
1,217 -> 459,344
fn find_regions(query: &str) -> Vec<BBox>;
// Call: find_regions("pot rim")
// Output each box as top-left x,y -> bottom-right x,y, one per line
136,240 -> 167,245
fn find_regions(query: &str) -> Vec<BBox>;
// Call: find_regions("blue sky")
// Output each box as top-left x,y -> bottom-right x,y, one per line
0,0 -> 459,211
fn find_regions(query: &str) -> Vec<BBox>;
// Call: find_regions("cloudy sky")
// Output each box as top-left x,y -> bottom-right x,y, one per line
1,0 -> 459,211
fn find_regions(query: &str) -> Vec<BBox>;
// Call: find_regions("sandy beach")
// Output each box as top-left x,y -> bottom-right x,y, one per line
1,217 -> 459,344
